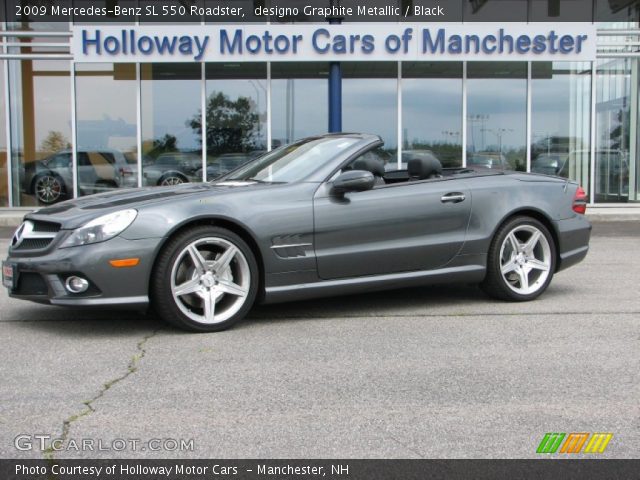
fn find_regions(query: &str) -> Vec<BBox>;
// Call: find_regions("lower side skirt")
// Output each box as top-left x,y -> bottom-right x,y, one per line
263,264 -> 486,304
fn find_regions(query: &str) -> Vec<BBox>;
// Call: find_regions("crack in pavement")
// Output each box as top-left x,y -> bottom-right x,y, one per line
43,328 -> 159,461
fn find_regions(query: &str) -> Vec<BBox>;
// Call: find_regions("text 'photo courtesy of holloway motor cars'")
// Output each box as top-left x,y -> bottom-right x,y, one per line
3,133 -> 591,332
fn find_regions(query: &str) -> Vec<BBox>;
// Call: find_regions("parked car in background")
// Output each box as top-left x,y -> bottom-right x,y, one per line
200,151 -> 265,181
532,153 -> 568,176
143,152 -> 202,186
23,149 -> 137,205
384,149 -> 433,172
468,152 -> 509,170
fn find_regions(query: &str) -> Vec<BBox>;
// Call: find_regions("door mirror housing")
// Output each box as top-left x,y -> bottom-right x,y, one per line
331,170 -> 375,195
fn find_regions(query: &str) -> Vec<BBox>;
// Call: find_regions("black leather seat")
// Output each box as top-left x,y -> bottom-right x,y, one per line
353,157 -> 386,186
407,154 -> 443,180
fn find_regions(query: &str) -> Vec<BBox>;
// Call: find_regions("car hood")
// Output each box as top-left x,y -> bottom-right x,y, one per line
24,181 -> 258,229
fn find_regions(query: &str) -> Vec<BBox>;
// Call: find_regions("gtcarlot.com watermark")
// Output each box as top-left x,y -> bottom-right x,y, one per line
15,434 -> 195,453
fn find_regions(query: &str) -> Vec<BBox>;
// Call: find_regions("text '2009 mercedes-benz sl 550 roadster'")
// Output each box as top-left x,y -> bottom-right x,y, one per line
3,133 -> 591,332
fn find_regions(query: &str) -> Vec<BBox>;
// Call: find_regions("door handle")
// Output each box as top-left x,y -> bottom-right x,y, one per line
441,192 -> 466,203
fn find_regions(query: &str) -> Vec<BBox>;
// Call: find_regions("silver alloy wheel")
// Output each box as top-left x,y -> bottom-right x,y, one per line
499,224 -> 552,295
160,176 -> 185,186
170,237 -> 250,324
35,175 -> 63,204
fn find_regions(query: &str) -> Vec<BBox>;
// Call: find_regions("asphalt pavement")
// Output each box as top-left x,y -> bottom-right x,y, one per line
0,223 -> 638,459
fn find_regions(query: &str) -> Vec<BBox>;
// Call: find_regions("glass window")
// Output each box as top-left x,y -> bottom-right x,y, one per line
529,0 -> 593,21
0,61 -> 8,207
9,60 -> 71,206
595,58 -> 638,203
406,0 -> 462,21
139,0 -> 203,23
141,63 -> 202,187
402,62 -> 462,168
73,0 -> 139,24
343,62 -> 398,155
204,63 -> 267,181
205,0 -> 265,23
226,137 -> 360,183
272,62 -> 328,147
6,0 -> 72,31
75,63 -> 138,196
595,0 -> 640,24
531,62 -> 591,195
467,62 -> 527,172
463,0 -> 527,21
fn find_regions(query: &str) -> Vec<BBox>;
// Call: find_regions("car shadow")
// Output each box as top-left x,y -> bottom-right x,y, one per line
245,284 -> 487,324
10,281 -> 578,336
7,305 -> 162,338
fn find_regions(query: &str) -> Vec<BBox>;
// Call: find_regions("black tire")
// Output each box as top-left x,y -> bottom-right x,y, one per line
158,174 -> 187,186
151,225 -> 259,332
481,216 -> 556,301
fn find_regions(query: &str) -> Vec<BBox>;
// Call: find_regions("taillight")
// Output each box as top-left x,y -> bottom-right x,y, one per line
119,167 -> 133,176
572,186 -> 587,214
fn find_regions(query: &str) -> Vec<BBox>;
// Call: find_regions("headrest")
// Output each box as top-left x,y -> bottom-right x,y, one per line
407,155 -> 443,180
353,157 -> 385,177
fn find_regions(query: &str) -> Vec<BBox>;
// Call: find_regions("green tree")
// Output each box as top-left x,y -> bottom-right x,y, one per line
189,92 -> 260,156
40,131 -> 70,154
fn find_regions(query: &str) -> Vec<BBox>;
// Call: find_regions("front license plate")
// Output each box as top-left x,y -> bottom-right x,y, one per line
2,262 -> 16,289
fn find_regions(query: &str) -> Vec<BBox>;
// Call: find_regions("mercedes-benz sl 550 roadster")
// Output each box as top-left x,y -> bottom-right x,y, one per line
3,133 -> 591,332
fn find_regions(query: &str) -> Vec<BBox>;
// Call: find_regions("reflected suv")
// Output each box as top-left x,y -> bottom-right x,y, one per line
23,149 -> 137,204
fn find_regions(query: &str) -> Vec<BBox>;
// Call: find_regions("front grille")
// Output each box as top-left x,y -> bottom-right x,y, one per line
10,220 -> 61,252
31,220 -> 61,233
14,238 -> 52,250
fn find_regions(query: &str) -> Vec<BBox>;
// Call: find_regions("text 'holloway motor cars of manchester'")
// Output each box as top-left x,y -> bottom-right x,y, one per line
3,133 -> 591,332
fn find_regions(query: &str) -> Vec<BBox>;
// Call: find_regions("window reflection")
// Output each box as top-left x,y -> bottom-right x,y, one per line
595,58 -> 637,202
9,60 -> 71,206
529,0 -> 593,21
343,62 -> 397,155
205,63 -> 267,181
75,63 -> 138,197
463,0 -> 527,21
0,62 -> 7,206
141,63 -> 202,186
531,62 -> 591,195
402,62 -> 462,168
271,62 -> 328,146
467,62 -> 527,171
595,0 -> 640,24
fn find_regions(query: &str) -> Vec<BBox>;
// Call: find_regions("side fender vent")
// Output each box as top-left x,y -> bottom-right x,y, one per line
270,235 -> 313,259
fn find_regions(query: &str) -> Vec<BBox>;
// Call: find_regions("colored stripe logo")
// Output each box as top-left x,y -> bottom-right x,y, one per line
537,433 -> 613,454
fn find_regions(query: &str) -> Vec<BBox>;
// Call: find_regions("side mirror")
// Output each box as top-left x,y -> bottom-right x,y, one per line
331,170 -> 375,195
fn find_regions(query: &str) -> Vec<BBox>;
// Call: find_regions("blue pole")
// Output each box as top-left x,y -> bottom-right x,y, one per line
328,61 -> 342,133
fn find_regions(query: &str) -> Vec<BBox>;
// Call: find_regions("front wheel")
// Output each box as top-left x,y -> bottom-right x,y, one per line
151,226 -> 258,332
481,216 -> 556,301
34,174 -> 65,204
159,174 -> 186,186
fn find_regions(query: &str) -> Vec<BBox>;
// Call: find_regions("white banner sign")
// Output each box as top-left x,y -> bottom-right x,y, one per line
72,23 -> 597,63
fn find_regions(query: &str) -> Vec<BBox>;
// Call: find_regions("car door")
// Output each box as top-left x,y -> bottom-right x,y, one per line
313,162 -> 472,280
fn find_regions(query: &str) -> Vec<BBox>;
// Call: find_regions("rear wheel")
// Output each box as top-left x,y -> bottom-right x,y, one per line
151,226 -> 258,332
481,216 -> 556,301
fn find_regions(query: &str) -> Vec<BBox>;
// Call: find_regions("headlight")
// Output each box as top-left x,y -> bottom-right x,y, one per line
60,209 -> 137,248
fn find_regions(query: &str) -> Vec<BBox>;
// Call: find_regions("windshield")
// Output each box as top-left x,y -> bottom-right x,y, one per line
223,137 -> 359,183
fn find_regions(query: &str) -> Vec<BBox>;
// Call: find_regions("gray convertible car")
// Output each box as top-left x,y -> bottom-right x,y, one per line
3,133 -> 591,332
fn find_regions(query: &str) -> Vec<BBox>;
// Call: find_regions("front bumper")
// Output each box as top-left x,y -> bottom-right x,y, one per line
5,235 -> 160,308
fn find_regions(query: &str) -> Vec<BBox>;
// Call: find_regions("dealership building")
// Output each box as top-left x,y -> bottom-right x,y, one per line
0,0 -> 639,209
